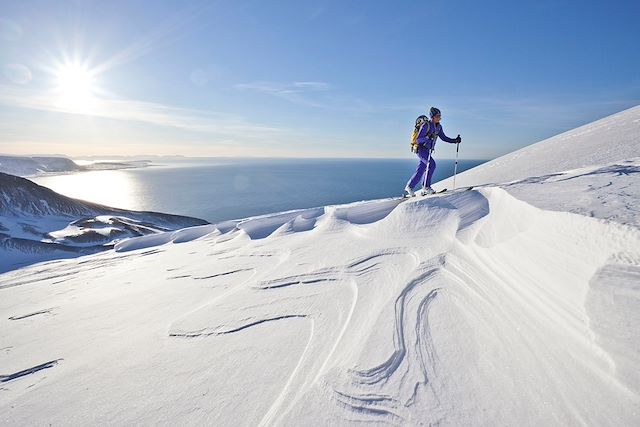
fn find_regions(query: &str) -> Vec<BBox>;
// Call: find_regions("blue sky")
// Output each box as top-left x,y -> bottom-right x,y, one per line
1,0 -> 639,160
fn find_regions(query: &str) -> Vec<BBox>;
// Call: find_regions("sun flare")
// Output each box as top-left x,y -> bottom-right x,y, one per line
54,62 -> 98,112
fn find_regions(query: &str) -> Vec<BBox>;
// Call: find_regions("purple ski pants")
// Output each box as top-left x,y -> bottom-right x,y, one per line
407,147 -> 436,189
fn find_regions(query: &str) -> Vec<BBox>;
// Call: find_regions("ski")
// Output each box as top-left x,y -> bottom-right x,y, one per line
402,188 -> 445,199
453,186 -> 475,192
401,186 -> 474,200
421,188 -> 447,196
432,186 -> 474,195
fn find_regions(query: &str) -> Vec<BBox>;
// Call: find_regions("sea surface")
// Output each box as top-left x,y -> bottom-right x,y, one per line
31,158 -> 487,223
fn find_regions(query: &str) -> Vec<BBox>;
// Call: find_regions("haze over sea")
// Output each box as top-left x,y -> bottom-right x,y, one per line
31,158 -> 485,223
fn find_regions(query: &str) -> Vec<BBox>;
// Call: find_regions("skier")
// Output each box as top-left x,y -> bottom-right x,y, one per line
405,107 -> 461,196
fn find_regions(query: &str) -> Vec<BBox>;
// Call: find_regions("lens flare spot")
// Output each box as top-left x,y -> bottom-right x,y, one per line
54,62 -> 98,112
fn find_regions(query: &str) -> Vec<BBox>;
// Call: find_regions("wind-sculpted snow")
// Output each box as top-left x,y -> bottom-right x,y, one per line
1,108 -> 640,425
1,182 -> 638,425
497,157 -> 640,227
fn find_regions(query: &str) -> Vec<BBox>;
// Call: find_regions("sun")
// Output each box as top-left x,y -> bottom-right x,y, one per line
54,62 -> 98,112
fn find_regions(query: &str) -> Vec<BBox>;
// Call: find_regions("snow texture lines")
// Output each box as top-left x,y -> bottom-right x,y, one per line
169,315 -> 308,337
8,307 -> 55,320
335,260 -> 445,424
350,267 -> 441,386
0,359 -> 62,383
168,245 -> 420,425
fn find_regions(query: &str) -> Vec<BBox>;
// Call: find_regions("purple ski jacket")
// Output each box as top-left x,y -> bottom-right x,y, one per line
416,121 -> 457,151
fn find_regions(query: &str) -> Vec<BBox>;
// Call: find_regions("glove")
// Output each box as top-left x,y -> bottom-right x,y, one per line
455,135 -> 461,144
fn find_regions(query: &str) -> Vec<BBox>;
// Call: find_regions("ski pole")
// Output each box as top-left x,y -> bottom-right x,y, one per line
422,147 -> 433,191
453,142 -> 460,190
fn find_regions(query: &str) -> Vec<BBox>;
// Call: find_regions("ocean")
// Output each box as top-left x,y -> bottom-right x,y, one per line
31,158 -> 486,223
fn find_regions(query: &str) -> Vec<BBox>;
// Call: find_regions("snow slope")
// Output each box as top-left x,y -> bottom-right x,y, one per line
1,107 -> 639,426
437,104 -> 640,190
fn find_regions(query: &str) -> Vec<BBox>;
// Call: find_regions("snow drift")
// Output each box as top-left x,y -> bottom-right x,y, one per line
0,106 -> 639,426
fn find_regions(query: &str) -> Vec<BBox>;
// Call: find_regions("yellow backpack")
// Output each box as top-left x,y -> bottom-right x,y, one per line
410,115 -> 429,153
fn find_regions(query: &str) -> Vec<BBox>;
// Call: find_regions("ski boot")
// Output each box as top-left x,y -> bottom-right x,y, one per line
404,186 -> 415,197
421,186 -> 435,196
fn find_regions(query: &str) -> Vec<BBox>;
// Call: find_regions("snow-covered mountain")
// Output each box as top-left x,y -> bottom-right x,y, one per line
0,172 -> 208,272
0,155 -> 151,177
0,155 -> 82,176
1,106 -> 639,426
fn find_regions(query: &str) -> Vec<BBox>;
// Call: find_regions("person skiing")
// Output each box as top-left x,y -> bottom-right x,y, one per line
405,107 -> 461,196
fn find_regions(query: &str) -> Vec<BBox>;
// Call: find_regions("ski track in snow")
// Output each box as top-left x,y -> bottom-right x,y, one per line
1,108 -> 640,425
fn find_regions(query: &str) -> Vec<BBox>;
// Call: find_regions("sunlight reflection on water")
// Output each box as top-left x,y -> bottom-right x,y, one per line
32,170 -> 141,210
